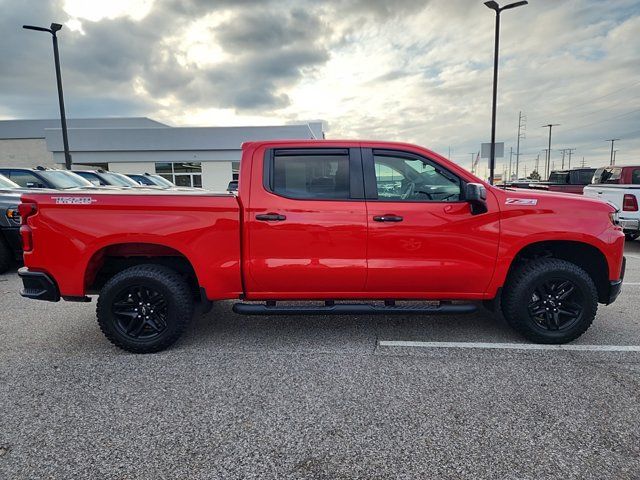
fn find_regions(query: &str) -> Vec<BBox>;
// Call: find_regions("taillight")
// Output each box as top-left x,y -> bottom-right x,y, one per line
623,194 -> 638,212
20,225 -> 33,252
18,202 -> 37,225
18,202 -> 37,252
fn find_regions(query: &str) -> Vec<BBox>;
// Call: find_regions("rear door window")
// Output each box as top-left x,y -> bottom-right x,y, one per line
268,150 -> 352,200
632,169 -> 640,185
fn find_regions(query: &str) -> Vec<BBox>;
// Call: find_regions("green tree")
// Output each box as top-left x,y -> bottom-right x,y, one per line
528,170 -> 541,181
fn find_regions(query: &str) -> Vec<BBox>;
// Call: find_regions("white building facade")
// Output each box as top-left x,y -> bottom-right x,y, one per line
0,117 -> 324,191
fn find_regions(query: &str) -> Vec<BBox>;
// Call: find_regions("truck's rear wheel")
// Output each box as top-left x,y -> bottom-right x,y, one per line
625,233 -> 639,241
96,264 -> 194,353
502,258 -> 597,344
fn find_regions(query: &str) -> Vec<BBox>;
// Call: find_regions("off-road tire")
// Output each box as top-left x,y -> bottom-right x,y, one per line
0,237 -> 12,274
97,264 -> 194,353
502,258 -> 598,344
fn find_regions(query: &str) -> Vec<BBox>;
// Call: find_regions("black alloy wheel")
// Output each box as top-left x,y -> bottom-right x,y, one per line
112,285 -> 168,340
527,278 -> 584,331
97,264 -> 194,353
502,258 -> 598,344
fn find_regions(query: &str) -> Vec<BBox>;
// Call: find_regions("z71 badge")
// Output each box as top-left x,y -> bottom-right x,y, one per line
52,196 -> 97,205
506,198 -> 538,206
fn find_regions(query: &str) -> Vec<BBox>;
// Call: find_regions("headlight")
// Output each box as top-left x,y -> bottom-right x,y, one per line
5,206 -> 21,224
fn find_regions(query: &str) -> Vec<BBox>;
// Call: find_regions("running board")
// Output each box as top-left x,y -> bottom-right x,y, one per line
232,302 -> 477,316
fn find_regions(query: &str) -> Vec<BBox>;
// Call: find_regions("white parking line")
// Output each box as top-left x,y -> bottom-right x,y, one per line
378,340 -> 640,352
625,282 -> 640,285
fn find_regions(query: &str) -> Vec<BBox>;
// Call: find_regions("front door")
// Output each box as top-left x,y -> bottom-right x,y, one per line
245,146 -> 368,297
363,148 -> 500,297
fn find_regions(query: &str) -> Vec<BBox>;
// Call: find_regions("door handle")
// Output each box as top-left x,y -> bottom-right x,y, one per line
373,215 -> 403,222
256,213 -> 287,221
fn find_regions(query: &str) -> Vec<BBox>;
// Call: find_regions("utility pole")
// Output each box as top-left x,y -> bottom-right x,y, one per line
606,138 -> 619,165
535,153 -> 540,174
560,149 -> 566,170
542,124 -> 559,180
515,110 -> 526,178
542,149 -> 549,175
580,157 -> 586,168
613,149 -> 618,165
566,148 -> 575,170
508,147 -> 513,180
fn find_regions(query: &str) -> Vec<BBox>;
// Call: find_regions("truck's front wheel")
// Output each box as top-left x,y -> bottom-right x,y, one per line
97,264 -> 194,353
502,258 -> 598,344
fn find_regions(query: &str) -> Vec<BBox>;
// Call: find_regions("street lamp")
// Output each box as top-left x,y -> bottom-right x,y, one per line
484,0 -> 528,185
23,22 -> 72,170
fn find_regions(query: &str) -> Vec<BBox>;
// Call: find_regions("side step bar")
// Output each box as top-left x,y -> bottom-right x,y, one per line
232,302 -> 477,316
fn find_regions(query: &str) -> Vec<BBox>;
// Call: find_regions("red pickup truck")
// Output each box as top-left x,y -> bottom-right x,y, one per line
17,140 -> 625,353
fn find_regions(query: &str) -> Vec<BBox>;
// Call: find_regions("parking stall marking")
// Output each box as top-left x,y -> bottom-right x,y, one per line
378,340 -> 640,352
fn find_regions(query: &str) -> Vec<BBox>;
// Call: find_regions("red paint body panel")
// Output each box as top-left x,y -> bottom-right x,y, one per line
21,140 -> 625,303
21,191 -> 242,299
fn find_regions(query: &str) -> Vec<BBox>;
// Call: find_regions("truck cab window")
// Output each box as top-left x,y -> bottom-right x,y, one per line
271,153 -> 350,199
633,170 -> 640,185
373,153 -> 461,201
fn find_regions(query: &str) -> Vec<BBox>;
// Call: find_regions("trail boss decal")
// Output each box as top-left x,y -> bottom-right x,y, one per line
52,196 -> 97,205
506,198 -> 538,206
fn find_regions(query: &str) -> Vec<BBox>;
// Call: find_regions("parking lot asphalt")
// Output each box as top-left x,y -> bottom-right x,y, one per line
1,242 -> 640,479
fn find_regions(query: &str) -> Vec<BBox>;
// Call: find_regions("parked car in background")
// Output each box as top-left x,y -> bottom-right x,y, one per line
0,167 -> 94,190
528,168 -> 596,194
584,183 -> 640,240
18,139 -> 625,353
0,190 -> 22,273
592,165 -> 640,185
74,169 -> 142,188
126,173 -> 176,188
0,174 -> 20,190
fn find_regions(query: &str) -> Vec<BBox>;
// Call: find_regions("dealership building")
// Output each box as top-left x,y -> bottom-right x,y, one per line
0,117 -> 325,190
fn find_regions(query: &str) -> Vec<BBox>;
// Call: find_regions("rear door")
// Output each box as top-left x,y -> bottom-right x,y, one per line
363,148 -> 500,297
245,146 -> 368,296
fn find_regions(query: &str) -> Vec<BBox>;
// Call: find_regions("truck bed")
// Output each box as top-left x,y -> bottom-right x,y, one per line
21,189 -> 243,299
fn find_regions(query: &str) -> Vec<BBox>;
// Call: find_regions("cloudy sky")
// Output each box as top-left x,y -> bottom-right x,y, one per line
1,0 -> 639,175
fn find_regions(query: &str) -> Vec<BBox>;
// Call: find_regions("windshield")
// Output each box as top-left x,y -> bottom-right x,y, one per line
100,172 -> 140,187
0,174 -> 19,189
148,174 -> 175,187
41,171 -> 94,189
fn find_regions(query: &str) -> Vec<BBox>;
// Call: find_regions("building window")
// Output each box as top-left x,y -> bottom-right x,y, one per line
155,162 -> 202,188
232,161 -> 240,181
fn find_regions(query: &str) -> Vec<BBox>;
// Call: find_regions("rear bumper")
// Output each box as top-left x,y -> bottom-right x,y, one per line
619,218 -> 640,232
606,257 -> 626,305
18,267 -> 60,302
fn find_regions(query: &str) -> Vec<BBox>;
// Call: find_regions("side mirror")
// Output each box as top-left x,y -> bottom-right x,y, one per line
466,183 -> 488,215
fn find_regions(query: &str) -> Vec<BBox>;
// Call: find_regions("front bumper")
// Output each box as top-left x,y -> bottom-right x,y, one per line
18,267 -> 60,302
606,257 -> 626,305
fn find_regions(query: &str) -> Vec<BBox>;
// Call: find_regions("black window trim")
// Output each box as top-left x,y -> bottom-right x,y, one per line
263,147 -> 365,201
362,148 -> 467,203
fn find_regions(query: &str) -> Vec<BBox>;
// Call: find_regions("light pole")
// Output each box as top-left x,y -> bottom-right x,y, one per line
606,138 -> 620,165
484,0 -> 528,185
542,124 -> 559,179
23,22 -> 72,170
